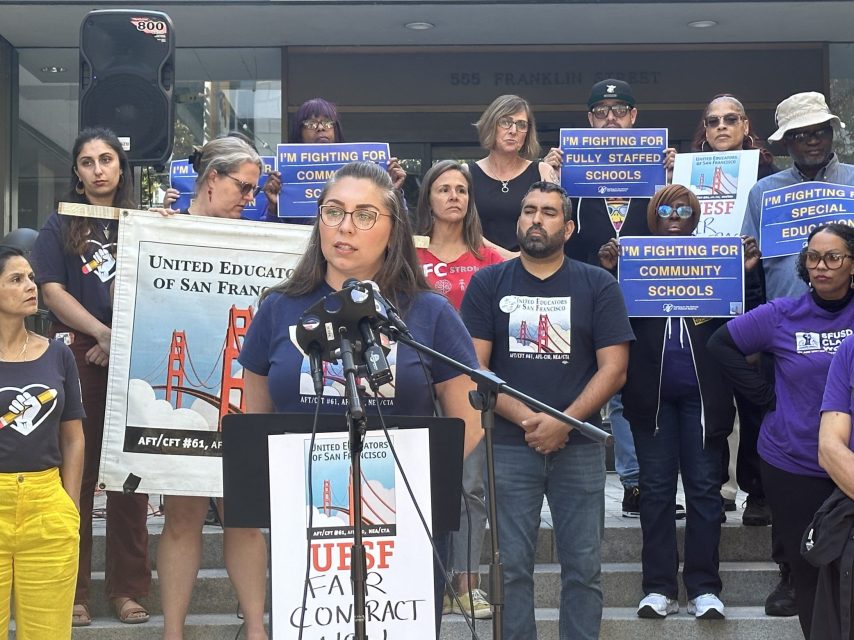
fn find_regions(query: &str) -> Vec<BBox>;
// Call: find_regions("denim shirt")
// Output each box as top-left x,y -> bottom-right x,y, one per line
741,154 -> 854,301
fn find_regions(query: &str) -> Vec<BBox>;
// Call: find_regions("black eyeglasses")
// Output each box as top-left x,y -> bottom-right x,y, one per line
497,116 -> 529,132
704,114 -> 744,128
803,251 -> 853,270
590,104 -> 632,120
318,205 -> 392,230
222,174 -> 261,198
785,126 -> 833,144
657,204 -> 694,218
302,120 -> 336,131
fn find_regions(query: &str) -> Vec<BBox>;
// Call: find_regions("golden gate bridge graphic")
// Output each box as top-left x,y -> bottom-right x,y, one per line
311,355 -> 396,399
136,305 -> 252,427
696,165 -> 737,196
318,468 -> 397,528
516,313 -> 571,354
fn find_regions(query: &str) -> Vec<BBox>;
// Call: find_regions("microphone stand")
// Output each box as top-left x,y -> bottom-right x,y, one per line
385,328 -> 612,640
337,335 -> 370,640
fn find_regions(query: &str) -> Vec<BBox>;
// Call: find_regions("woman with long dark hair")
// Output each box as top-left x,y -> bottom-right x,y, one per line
240,161 -> 484,633
30,127 -> 152,627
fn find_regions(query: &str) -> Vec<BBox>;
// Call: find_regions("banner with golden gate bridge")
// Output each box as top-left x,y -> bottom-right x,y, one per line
98,210 -> 311,496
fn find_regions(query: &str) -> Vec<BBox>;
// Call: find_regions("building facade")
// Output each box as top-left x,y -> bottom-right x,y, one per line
1,0 -> 854,233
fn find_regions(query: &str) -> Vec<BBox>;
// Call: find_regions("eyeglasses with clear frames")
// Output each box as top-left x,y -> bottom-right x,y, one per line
222,174 -> 262,198
302,120 -> 336,131
497,116 -> 529,132
803,251 -> 853,270
318,205 -> 393,231
590,104 -> 632,120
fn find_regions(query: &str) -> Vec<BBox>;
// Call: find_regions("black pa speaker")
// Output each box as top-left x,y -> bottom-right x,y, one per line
79,10 -> 175,165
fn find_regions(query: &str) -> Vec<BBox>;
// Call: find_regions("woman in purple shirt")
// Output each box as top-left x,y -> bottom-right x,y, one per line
709,222 -> 854,638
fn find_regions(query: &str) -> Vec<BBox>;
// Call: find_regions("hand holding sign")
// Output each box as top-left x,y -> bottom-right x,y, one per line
597,238 -> 620,271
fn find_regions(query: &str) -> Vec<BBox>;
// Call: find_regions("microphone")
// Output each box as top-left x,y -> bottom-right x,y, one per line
362,280 -> 411,337
308,343 -> 325,396
358,319 -> 392,388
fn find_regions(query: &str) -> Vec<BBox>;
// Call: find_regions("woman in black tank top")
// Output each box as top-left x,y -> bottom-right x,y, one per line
468,95 -> 558,256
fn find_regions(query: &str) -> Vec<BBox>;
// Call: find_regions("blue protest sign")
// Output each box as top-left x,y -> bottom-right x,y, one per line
275,143 -> 391,218
168,159 -> 195,211
168,156 -> 275,221
618,236 -> 744,317
560,128 -> 668,198
759,182 -> 854,258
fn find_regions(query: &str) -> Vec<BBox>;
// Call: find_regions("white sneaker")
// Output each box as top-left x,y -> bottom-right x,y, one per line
688,593 -> 725,619
637,593 -> 679,618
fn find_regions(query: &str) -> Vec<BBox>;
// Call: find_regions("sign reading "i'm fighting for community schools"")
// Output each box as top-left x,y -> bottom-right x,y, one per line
559,128 -> 667,198
618,236 -> 744,317
759,182 -> 854,258
276,143 -> 391,219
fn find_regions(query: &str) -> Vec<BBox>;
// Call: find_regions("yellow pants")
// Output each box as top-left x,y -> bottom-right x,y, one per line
0,467 -> 79,640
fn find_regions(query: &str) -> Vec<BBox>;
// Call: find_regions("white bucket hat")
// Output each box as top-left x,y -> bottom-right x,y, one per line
768,92 -> 845,142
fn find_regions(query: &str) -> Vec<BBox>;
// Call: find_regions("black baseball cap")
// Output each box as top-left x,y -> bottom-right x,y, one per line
587,79 -> 636,109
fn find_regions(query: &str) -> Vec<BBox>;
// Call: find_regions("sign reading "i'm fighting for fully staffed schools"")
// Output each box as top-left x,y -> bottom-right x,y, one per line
560,128 -> 668,198
618,236 -> 744,317
759,182 -> 854,258
276,143 -> 391,219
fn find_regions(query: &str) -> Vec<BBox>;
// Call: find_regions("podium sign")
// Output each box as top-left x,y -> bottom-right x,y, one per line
269,429 -> 435,639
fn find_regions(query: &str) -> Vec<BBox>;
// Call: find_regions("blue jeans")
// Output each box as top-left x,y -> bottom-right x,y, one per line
610,394 -> 639,487
491,442 -> 605,640
448,439 -> 487,575
633,392 -> 723,599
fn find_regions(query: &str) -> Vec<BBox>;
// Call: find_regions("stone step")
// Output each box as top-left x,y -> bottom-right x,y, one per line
82,560 -> 782,619
9,608 -> 802,640
440,607 -> 803,640
90,519 -> 773,572
531,561 -> 781,609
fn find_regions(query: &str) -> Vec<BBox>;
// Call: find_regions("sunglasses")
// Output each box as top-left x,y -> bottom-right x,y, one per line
222,173 -> 262,198
590,104 -> 632,120
704,114 -> 744,128
785,126 -> 833,144
657,204 -> 694,218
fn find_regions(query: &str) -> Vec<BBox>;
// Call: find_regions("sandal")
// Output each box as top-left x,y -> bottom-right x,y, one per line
72,603 -> 91,627
112,596 -> 150,624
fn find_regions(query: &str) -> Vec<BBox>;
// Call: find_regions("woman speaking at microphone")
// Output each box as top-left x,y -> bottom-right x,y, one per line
239,161 -> 484,631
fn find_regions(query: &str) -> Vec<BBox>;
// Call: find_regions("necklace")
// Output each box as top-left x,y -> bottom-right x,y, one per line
0,331 -> 29,361
488,157 -> 521,194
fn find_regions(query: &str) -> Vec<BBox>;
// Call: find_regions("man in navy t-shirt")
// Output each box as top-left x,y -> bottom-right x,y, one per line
460,181 -> 633,639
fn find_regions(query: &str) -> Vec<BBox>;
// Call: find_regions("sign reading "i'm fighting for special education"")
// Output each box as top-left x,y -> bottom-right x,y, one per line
760,182 -> 854,258
618,236 -> 744,317
276,143 -> 391,219
559,128 -> 668,198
